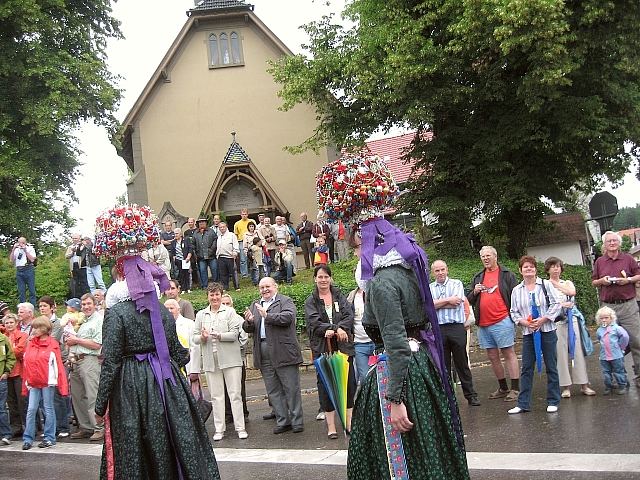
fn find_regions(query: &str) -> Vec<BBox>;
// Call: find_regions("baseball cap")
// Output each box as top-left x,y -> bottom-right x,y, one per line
65,298 -> 81,310
277,239 -> 287,245
0,301 -> 9,315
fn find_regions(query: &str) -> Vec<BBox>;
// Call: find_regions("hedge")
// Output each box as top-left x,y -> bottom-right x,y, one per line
1,247 -> 598,325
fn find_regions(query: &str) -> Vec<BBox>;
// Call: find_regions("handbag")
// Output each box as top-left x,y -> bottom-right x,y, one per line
191,378 -> 212,423
575,308 -> 594,357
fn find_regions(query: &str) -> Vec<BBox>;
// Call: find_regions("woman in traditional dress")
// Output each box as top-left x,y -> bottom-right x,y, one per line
93,204 -> 219,480
315,153 -> 469,479
544,256 -> 596,397
304,264 -> 356,438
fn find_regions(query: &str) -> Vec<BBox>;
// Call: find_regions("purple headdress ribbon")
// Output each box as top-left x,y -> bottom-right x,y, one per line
360,217 -> 464,448
122,256 -> 174,384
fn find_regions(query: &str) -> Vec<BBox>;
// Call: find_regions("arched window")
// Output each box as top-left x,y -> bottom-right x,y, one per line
208,30 -> 244,68
230,32 -> 241,64
209,34 -> 219,66
220,33 -> 230,65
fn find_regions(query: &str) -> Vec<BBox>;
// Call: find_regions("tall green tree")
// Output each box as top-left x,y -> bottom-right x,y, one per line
0,0 -> 122,245
271,0 -> 640,257
612,204 -> 640,230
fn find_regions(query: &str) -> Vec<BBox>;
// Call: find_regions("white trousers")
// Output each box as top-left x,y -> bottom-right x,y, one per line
205,365 -> 244,434
555,319 -> 589,387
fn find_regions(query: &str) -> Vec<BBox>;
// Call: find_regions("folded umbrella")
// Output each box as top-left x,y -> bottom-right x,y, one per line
530,292 -> 543,373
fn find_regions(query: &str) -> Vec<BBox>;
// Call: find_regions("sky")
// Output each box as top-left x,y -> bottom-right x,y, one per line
70,0 -> 639,235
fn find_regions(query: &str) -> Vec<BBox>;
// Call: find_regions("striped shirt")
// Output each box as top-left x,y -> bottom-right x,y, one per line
510,278 -> 561,335
429,277 -> 466,325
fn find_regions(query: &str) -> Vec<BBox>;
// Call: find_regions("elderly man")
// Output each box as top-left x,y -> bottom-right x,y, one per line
217,222 -> 240,291
273,216 -> 291,248
431,260 -> 480,406
65,233 -> 82,298
592,231 -> 640,387
83,237 -> 106,293
467,246 -> 520,401
193,217 -> 218,288
67,293 -> 103,442
17,303 -> 35,336
243,277 -> 304,434
296,212 -> 314,269
9,237 -> 37,305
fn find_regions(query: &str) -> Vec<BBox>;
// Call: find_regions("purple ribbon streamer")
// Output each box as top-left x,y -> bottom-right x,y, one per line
359,217 -> 464,448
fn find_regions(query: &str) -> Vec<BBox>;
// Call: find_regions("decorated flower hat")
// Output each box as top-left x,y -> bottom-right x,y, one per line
93,204 -> 161,259
315,150 -> 399,225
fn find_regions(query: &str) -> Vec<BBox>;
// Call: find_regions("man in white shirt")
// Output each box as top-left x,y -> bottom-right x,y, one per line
9,237 -> 37,304
216,222 -> 240,291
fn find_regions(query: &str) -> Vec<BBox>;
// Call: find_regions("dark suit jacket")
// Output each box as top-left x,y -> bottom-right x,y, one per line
243,293 -> 302,369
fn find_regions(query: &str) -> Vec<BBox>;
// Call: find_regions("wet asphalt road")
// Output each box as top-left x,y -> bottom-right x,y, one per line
2,343 -> 639,479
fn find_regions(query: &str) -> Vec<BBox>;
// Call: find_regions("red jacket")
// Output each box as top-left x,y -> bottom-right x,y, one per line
7,329 -> 28,378
22,336 -> 68,396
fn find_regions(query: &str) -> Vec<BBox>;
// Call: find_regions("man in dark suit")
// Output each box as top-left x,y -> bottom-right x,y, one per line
243,277 -> 304,434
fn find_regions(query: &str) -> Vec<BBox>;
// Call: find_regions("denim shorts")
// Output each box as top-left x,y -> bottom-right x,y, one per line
478,317 -> 515,349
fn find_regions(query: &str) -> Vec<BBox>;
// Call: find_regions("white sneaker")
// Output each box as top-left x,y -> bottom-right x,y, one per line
315,411 -> 325,421
237,430 -> 248,439
1,437 -> 10,445
546,405 -> 558,413
508,406 -> 524,415
212,432 -> 224,441
57,432 -> 70,438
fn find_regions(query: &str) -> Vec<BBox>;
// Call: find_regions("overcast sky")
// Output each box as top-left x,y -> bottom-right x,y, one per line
70,0 -> 639,235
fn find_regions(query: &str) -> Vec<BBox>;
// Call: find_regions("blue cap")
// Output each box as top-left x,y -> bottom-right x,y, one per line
65,298 -> 81,310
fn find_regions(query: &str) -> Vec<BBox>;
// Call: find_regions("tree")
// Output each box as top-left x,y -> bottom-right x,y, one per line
612,204 -> 640,230
0,0 -> 122,245
271,0 -> 640,257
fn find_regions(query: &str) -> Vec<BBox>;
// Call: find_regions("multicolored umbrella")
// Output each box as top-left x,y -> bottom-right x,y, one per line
314,348 -> 350,431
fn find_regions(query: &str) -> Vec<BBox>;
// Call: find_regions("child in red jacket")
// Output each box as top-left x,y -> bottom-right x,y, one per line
21,316 -> 68,450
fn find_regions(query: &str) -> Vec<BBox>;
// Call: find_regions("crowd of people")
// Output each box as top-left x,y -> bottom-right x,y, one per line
2,196 -> 640,478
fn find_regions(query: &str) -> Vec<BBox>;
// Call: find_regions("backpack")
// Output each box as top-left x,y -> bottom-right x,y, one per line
288,224 -> 300,247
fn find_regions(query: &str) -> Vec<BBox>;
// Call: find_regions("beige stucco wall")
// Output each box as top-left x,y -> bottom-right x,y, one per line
129,15 -> 333,220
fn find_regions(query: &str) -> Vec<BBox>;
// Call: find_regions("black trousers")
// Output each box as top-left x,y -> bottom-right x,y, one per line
218,256 -> 238,290
440,323 -> 476,399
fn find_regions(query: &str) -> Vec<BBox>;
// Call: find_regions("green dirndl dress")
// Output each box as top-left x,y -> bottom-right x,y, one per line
347,344 -> 470,479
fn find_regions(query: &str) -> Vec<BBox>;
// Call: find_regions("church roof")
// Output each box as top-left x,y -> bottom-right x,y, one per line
190,0 -> 253,12
223,135 -> 251,164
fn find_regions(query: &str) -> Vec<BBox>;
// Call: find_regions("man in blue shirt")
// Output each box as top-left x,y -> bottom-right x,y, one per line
430,260 -> 480,406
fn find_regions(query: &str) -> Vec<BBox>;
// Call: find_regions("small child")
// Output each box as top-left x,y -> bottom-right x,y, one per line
312,235 -> 329,266
60,298 -> 85,335
595,306 -> 629,395
250,236 -> 265,286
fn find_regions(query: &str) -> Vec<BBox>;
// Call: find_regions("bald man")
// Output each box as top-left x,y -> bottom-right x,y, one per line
430,260 -> 480,406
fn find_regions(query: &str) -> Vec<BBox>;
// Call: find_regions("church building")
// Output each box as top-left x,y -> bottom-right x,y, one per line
117,0 -> 338,227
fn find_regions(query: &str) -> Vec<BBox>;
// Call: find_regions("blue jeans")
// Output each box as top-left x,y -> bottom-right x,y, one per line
0,379 -> 12,439
272,263 -> 294,284
86,265 -> 106,292
53,368 -> 71,434
354,342 -> 376,385
239,248 -> 248,277
600,358 -> 628,389
518,330 -> 560,410
16,265 -> 37,305
24,386 -> 56,444
250,266 -> 265,286
198,258 -> 218,289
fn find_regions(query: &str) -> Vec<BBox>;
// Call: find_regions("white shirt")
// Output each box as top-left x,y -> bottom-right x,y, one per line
510,278 -> 561,335
259,294 -> 277,339
13,245 -> 36,267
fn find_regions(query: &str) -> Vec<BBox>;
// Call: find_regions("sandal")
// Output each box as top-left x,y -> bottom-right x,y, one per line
328,432 -> 338,439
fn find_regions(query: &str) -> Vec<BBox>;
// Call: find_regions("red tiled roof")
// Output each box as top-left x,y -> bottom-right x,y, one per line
528,213 -> 587,246
618,228 -> 640,241
363,131 -> 432,184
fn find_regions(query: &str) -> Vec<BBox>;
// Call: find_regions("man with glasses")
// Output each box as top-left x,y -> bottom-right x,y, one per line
431,260 -> 480,406
467,246 -> 520,401
592,231 -> 640,387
